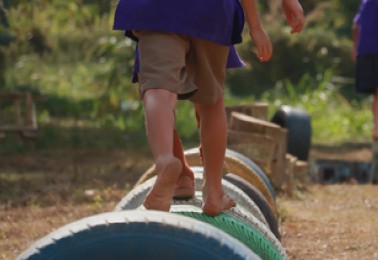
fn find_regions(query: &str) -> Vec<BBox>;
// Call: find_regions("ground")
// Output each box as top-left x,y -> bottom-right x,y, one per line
0,146 -> 378,259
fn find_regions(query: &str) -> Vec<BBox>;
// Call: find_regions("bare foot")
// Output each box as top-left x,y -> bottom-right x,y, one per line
173,170 -> 195,199
202,193 -> 236,217
143,157 -> 182,211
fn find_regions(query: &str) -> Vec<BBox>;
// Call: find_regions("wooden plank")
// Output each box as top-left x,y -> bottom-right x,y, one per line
269,128 -> 288,188
22,131 -> 37,138
25,92 -> 37,128
229,111 -> 280,134
0,125 -> 37,132
0,92 -> 39,135
294,160 -> 309,183
285,154 -> 297,179
226,105 -> 253,124
250,102 -> 269,121
0,92 -> 25,99
228,129 -> 275,145
229,112 -> 289,188
227,129 -> 276,174
14,98 -> 22,125
226,103 -> 269,123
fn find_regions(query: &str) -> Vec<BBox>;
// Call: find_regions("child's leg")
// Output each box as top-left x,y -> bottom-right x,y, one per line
195,98 -> 236,216
173,129 -> 195,198
143,88 -> 182,211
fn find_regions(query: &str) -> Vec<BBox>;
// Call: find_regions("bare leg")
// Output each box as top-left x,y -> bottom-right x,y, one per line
195,98 -> 236,216
142,89 -> 182,211
173,129 -> 195,198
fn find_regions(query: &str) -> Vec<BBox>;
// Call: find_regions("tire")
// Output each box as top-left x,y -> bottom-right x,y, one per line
17,211 -> 259,260
224,173 -> 281,241
225,149 -> 276,200
115,170 -> 269,227
170,202 -> 288,260
185,147 -> 277,212
271,105 -> 312,161
133,164 -> 156,187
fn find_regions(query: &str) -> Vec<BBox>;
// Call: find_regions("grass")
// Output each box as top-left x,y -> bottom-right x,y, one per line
2,0 -> 372,149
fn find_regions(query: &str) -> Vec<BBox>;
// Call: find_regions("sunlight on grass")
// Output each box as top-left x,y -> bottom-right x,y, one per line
230,69 -> 372,144
3,0 -> 371,147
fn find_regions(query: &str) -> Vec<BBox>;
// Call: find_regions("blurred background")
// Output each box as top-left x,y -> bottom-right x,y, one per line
0,0 -> 369,152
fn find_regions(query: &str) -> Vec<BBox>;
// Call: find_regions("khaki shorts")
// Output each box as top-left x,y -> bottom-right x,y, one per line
135,30 -> 229,105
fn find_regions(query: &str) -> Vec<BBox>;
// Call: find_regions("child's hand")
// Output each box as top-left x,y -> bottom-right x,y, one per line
249,28 -> 272,62
282,0 -> 304,34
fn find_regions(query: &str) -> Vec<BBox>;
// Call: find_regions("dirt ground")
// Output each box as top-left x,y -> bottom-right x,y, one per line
1,146 -> 378,259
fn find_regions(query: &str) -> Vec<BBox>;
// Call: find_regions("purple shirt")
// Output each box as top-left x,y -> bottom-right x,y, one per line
354,0 -> 378,55
113,0 -> 246,81
113,0 -> 244,46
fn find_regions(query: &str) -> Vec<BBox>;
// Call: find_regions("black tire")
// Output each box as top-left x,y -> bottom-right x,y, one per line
271,105 -> 312,161
17,211 -> 259,260
224,173 -> 281,241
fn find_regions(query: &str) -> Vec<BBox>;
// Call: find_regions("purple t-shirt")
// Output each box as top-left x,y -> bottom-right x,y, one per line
354,0 -> 378,55
113,0 -> 244,46
113,0 -> 246,81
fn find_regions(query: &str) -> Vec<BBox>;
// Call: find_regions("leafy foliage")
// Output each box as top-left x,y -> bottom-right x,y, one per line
0,0 -> 372,151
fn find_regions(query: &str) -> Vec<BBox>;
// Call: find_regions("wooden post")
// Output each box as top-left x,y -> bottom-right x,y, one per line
294,160 -> 309,183
25,92 -> 37,128
0,92 -> 39,141
227,129 -> 275,174
250,102 -> 269,121
226,102 -> 269,123
229,112 -> 288,189
14,98 -> 22,125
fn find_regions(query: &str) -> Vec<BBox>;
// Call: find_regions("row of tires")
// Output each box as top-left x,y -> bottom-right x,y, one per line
18,148 -> 287,260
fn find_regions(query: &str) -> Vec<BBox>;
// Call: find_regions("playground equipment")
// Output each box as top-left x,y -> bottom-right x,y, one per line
18,148 -> 289,260
18,103 -> 313,259
18,211 -> 261,260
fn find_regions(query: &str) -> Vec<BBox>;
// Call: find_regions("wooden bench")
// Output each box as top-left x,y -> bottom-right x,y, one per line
0,91 -> 38,139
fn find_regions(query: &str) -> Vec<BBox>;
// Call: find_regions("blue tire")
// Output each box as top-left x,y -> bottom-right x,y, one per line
17,211 -> 259,260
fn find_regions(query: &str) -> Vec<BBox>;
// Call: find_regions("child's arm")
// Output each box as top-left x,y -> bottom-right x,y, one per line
282,0 -> 304,34
240,0 -> 272,62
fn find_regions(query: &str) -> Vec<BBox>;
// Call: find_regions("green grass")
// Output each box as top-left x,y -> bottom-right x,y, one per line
1,0 -> 372,151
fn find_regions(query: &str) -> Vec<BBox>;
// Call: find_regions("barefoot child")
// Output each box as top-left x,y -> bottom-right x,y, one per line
113,0 -> 273,216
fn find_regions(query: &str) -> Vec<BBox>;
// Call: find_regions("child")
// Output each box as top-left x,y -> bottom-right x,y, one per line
352,0 -> 378,184
113,0 -> 299,216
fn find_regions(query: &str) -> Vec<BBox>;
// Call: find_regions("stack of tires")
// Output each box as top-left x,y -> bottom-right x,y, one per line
18,149 -> 288,260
